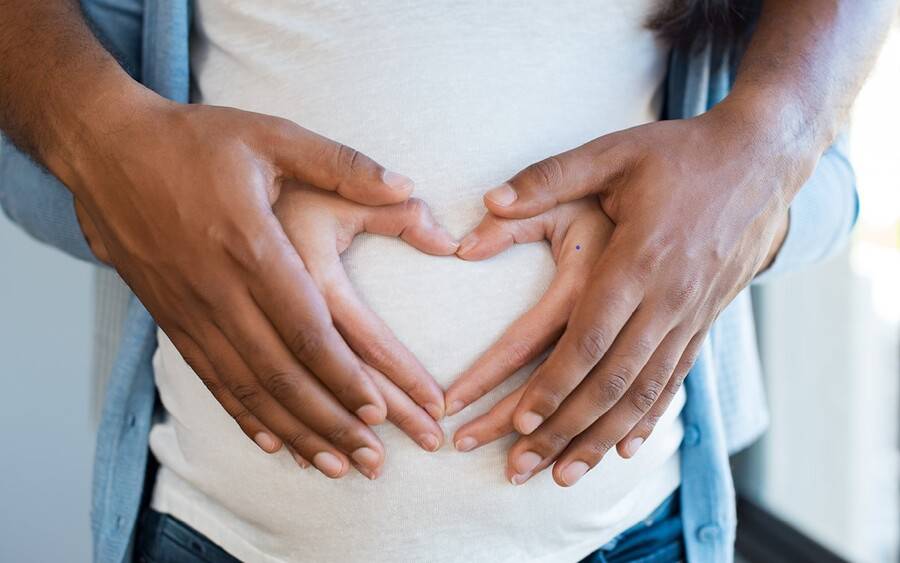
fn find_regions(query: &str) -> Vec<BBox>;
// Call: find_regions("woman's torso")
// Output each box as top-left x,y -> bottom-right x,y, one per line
149,2 -> 685,561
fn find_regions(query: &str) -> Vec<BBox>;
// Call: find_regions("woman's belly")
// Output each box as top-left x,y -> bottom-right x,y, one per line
150,1 -> 684,561
152,311 -> 684,562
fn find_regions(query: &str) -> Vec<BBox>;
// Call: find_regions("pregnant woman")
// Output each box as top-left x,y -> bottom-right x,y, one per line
1,0 -> 888,562
147,2 -> 684,561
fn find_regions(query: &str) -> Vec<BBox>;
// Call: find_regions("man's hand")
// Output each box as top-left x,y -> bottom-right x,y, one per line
1,1 -> 453,479
70,97 -> 447,480
472,110 -> 791,486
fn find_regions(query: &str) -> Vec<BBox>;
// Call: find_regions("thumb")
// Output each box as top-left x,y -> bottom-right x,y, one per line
483,138 -> 626,219
270,120 -> 414,206
456,212 -> 549,261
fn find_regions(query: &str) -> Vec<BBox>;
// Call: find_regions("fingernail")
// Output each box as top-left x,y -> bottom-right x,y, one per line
354,463 -> 379,481
485,183 -> 517,207
312,452 -> 344,478
455,436 -> 477,452
291,451 -> 310,469
356,404 -> 384,425
626,437 -> 644,457
514,451 -> 542,475
254,432 -> 278,453
382,170 -> 414,191
510,472 -> 532,486
456,235 -> 479,257
419,433 -> 441,452
425,402 -> 444,421
351,446 -> 381,468
518,412 -> 544,435
561,461 -> 589,486
445,399 -> 466,416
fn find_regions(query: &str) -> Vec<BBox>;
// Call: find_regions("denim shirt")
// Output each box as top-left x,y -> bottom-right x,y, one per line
0,1 -> 859,562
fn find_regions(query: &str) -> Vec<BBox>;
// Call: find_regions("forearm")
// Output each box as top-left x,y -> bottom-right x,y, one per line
0,0 -> 155,194
717,0 -> 896,195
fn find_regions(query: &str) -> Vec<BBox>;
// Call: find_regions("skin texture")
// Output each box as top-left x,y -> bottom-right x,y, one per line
446,199 -> 614,482
0,1 -> 450,480
77,186 -> 455,479
448,0 -> 899,487
2,0 -> 897,489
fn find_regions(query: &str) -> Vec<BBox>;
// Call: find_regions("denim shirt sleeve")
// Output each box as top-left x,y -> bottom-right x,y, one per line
0,140 -> 99,264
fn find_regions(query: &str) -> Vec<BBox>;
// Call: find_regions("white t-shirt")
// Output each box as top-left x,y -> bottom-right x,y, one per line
149,2 -> 685,562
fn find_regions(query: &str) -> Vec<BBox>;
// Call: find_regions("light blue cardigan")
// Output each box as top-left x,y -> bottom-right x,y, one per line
0,1 -> 858,562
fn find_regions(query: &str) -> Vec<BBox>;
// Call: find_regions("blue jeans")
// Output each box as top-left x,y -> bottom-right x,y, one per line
136,491 -> 683,563
580,492 -> 684,563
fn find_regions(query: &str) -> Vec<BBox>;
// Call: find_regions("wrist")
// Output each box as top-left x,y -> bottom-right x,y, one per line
703,92 -> 824,202
43,67 -> 170,199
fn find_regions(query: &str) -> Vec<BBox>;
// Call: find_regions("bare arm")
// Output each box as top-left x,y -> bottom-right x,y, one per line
0,1 -> 135,176
463,0 -> 897,486
0,1 -> 446,479
727,1 -> 895,164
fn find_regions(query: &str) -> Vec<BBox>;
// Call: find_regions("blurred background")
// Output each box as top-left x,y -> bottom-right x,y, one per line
1,22 -> 898,563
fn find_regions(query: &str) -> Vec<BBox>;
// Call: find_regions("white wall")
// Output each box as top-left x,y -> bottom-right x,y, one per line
0,209 -> 95,562
746,253 -> 899,563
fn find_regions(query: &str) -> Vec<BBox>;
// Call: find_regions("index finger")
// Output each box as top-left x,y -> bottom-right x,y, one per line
443,274 -> 571,416
511,237 -> 642,435
233,216 -> 388,424
447,207 -> 610,416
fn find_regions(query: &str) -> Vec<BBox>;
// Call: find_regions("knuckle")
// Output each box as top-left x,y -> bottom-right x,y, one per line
360,339 -> 393,371
542,429 -> 573,451
504,340 -> 538,370
590,368 -> 631,408
216,220 -> 275,273
286,429 -> 312,452
529,384 -> 565,414
630,378 -> 664,414
634,247 -> 663,280
231,382 -> 264,413
576,324 -> 611,362
263,371 -> 300,402
288,328 -> 326,364
331,143 -> 375,192
388,407 -> 413,430
335,143 -> 361,175
402,198 -> 430,223
231,408 -> 256,430
323,422 -> 352,446
527,156 -> 565,187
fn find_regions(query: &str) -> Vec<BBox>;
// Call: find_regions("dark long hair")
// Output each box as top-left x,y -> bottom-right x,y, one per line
648,0 -> 760,49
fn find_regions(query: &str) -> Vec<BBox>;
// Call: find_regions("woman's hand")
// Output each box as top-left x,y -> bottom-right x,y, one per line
444,198 -> 615,483
465,109 -> 792,487
273,185 -> 457,477
67,94 -> 451,480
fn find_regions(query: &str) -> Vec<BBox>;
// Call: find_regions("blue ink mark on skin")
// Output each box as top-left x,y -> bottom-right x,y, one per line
575,245 -> 581,250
